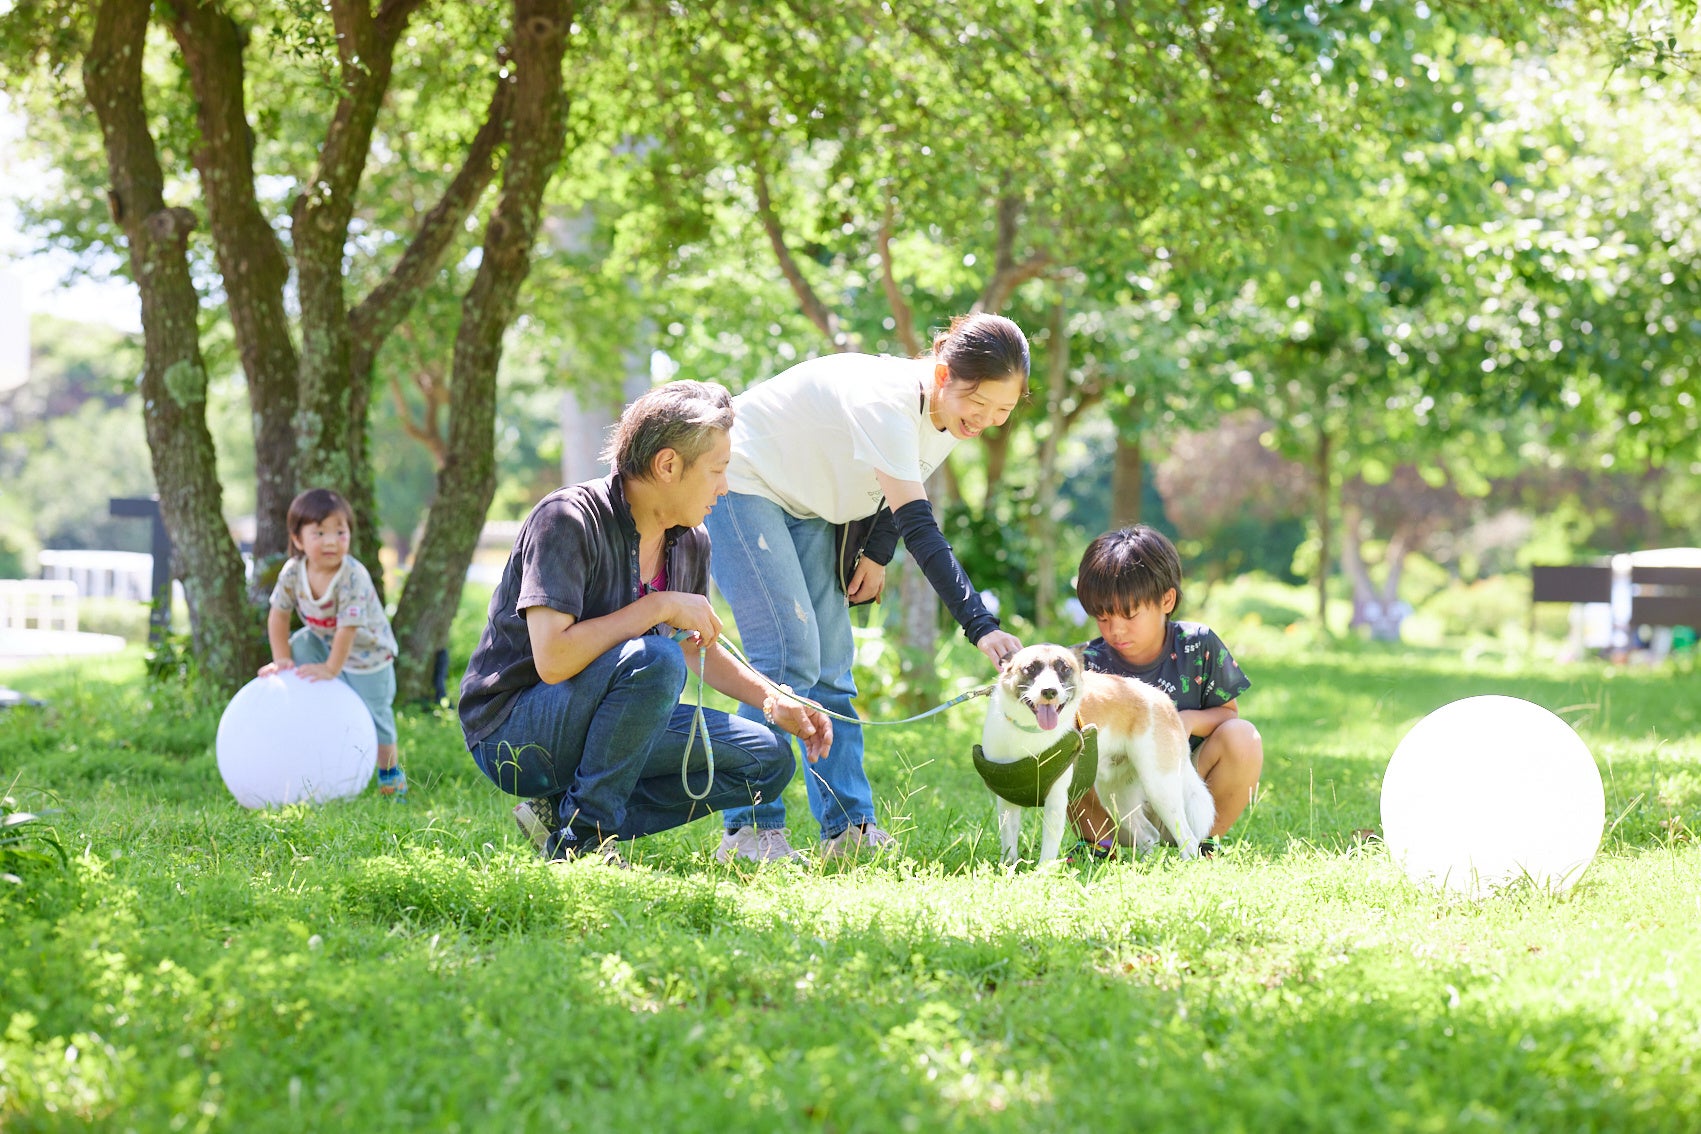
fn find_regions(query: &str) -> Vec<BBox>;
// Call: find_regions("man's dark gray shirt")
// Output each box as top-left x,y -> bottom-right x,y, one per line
458,474 -> 711,747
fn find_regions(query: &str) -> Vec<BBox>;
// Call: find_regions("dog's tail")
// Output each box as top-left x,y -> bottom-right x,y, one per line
1184,764 -> 1216,847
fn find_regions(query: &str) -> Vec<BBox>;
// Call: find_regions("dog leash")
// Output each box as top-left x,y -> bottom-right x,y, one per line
710,632 -> 993,726
674,632 -> 716,801
670,628 -> 994,802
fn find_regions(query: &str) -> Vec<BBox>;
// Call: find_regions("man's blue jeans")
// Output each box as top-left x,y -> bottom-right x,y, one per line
469,635 -> 794,849
704,490 -> 871,840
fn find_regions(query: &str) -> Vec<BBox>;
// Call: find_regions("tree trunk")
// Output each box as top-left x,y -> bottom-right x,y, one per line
86,0 -> 256,690
290,0 -> 423,494
163,0 -> 299,567
1315,426 -> 1332,632
1031,298 -> 1070,623
1341,499 -> 1413,643
1340,498 -> 1374,628
981,426 -> 1012,499
1374,534 -> 1412,642
392,0 -> 574,701
1110,430 -> 1144,529
890,551 -> 939,708
344,369 -> 387,596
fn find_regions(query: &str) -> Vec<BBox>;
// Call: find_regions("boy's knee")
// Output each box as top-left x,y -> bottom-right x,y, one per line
1215,719 -> 1264,775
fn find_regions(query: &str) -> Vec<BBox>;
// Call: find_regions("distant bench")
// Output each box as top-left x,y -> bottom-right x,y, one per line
1532,564 -> 1701,628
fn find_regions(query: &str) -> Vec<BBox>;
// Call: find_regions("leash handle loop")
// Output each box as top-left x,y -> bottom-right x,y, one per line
672,631 -> 715,801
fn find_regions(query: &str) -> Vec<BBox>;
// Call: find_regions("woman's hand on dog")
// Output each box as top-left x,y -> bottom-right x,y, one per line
764,689 -> 834,762
847,558 -> 886,604
976,629 -> 1024,668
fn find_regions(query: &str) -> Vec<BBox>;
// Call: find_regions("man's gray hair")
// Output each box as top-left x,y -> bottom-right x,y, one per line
602,380 -> 734,480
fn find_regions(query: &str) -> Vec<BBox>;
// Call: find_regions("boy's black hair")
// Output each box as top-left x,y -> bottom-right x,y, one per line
1076,525 -> 1183,618
287,488 -> 355,543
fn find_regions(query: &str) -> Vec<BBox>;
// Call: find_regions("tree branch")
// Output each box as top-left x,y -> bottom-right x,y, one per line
388,366 -> 447,467
292,0 -> 426,490
751,159 -> 855,351
391,0 -> 575,699
375,0 -> 429,38
973,195 -> 1050,315
343,49 -> 511,581
348,68 -> 514,363
877,200 -> 922,356
1061,363 -> 1107,432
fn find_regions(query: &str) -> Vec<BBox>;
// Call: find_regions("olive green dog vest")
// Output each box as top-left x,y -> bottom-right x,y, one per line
971,725 -> 1099,808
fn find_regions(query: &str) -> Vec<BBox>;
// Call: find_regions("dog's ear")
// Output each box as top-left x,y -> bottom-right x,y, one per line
1070,644 -> 1088,668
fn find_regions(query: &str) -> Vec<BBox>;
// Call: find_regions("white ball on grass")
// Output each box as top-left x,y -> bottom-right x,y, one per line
1380,695 -> 1605,897
216,672 -> 377,808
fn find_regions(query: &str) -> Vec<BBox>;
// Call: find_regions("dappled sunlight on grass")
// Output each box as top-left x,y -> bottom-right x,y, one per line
3,637 -> 1699,1129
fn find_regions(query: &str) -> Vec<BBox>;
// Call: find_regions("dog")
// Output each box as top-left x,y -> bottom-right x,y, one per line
979,643 -> 1215,865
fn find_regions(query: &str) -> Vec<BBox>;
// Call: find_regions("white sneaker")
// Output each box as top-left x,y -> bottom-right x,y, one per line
821,823 -> 896,860
716,826 -> 807,864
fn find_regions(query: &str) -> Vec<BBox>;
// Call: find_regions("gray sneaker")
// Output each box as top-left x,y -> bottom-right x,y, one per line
715,826 -> 807,864
513,797 -> 558,856
821,822 -> 896,860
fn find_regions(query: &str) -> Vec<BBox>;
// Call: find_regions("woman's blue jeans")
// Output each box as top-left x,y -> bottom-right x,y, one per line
704,490 -> 870,840
469,635 -> 794,848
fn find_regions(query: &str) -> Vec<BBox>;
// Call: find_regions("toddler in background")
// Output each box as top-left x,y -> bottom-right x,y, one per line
261,488 -> 407,797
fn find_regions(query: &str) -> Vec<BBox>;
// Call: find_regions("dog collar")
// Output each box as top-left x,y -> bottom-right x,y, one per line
1001,707 -> 1051,734
971,725 -> 1099,809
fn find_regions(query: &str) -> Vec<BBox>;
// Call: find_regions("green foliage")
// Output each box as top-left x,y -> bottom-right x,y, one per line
1191,571 -> 1315,634
0,316 -> 155,554
0,492 -> 40,579
942,499 -> 1040,624
5,0 -> 1701,703
0,786 -> 67,887
0,397 -> 155,551
70,597 -> 150,642
1411,574 -> 1540,643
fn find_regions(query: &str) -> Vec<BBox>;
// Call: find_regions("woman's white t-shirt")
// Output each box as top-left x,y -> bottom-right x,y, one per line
726,353 -> 960,523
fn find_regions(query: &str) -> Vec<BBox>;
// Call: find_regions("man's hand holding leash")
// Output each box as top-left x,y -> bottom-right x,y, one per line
763,685 -> 834,762
662,591 -> 724,647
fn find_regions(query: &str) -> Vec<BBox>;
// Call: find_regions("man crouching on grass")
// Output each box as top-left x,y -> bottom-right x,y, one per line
458,380 -> 831,868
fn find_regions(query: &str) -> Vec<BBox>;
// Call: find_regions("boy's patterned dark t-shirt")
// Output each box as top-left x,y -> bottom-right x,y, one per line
1078,620 -> 1251,752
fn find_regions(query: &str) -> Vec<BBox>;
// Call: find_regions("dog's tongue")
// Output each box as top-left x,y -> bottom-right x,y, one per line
1034,703 -> 1061,731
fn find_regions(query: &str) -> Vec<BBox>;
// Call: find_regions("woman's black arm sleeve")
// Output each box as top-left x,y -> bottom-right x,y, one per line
891,499 -> 1000,643
862,506 -> 899,566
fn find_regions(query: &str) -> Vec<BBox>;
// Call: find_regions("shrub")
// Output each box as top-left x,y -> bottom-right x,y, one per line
0,792 -> 66,886
1418,574 -> 1535,640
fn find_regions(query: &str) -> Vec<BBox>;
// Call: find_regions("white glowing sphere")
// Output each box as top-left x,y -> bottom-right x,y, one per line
216,672 -> 377,808
1380,695 -> 1604,897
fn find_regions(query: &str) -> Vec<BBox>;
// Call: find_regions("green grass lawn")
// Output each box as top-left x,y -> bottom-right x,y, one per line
3,617 -> 1699,1132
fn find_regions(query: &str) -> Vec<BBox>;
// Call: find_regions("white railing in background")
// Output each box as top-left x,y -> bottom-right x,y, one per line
0,579 -> 79,632
38,549 -> 155,602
